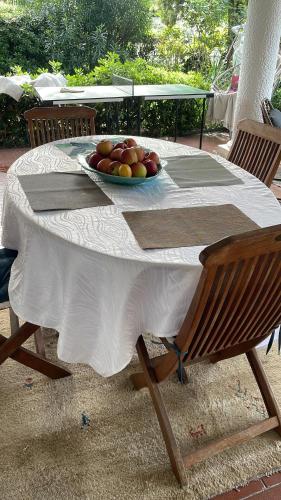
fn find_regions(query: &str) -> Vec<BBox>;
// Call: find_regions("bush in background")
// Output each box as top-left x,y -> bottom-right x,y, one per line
0,12 -> 48,74
0,0 -> 152,74
0,54 -> 210,147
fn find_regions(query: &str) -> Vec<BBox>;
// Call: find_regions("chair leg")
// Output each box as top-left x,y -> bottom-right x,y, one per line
135,336 -> 186,486
0,322 -> 71,379
9,307 -> 47,357
130,371 -> 147,390
34,328 -> 46,358
246,348 -> 281,436
9,307 -> 19,335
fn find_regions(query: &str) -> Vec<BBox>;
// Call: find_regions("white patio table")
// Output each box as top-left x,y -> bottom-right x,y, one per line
2,136 -> 281,376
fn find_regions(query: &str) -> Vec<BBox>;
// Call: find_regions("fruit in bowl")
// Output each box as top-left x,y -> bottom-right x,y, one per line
85,138 -> 161,181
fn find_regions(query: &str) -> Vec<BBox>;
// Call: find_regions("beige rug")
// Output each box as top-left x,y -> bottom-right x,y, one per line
0,309 -> 280,500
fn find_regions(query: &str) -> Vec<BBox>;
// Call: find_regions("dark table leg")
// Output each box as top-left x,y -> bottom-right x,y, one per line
115,102 -> 120,134
174,100 -> 179,142
199,98 -> 206,150
136,98 -> 141,136
126,98 -> 130,134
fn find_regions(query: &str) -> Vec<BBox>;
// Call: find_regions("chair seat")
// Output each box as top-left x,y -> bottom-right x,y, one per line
0,248 -> 17,303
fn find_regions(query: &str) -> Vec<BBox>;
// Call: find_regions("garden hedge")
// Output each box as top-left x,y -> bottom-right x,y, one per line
0,54 -> 211,148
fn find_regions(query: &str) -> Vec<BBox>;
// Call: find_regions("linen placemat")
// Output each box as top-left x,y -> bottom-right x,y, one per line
18,171 -> 113,212
164,154 -> 243,188
123,204 -> 259,249
55,142 -> 97,159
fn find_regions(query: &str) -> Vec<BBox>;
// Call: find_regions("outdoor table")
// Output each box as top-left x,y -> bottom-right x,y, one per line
2,136 -> 281,377
35,83 -> 214,146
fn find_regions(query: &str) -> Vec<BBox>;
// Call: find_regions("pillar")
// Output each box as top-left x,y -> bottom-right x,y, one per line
233,0 -> 281,132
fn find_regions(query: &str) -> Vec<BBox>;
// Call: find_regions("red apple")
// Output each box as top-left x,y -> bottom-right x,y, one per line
97,158 -> 114,173
143,159 -> 158,177
110,148 -> 123,161
96,139 -> 114,156
131,162 -> 147,178
134,146 -> 145,162
121,147 -> 138,165
146,151 -> 160,164
113,142 -> 126,150
124,138 -> 137,147
87,152 -> 103,168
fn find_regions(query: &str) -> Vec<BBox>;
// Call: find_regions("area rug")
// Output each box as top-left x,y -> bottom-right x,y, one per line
0,309 -> 281,500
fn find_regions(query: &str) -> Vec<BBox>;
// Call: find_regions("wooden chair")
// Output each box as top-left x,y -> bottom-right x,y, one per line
131,224 -> 281,485
261,98 -> 274,126
0,321 -> 71,380
24,106 -> 96,148
228,118 -> 281,187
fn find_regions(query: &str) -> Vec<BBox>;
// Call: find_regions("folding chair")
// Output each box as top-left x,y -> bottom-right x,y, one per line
228,119 -> 281,187
131,225 -> 281,485
0,248 -> 71,380
261,98 -> 274,126
24,106 -> 96,148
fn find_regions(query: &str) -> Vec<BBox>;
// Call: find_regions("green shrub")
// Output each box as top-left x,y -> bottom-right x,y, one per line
0,0 -> 152,75
0,54 -> 211,147
0,13 -> 49,75
0,86 -> 39,147
272,86 -> 281,111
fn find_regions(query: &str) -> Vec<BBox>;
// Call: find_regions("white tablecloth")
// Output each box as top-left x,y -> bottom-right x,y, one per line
2,136 -> 281,376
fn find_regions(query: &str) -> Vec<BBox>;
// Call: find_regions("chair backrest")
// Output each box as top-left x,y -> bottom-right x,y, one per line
154,225 -> 281,382
227,118 -> 281,187
24,106 -> 96,148
261,99 -> 274,126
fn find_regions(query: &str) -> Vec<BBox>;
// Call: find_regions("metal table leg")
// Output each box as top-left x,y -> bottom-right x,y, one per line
199,98 -> 206,149
174,100 -> 179,142
136,98 -> 141,136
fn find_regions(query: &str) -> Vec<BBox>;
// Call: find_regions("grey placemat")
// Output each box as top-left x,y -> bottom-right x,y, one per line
55,142 -> 97,159
164,154 -> 243,188
18,171 -> 113,212
123,204 -> 259,249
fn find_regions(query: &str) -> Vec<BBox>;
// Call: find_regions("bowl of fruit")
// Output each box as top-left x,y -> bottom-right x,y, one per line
78,138 -> 163,185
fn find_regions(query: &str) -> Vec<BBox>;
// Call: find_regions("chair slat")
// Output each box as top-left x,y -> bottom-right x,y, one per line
204,258 -> 256,354
225,253 -> 279,346
228,119 -> 281,187
24,106 -> 97,148
191,263 -> 239,358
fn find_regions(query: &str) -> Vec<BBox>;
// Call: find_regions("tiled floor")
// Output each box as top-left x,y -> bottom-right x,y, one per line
0,147 -> 30,171
213,471 -> 281,499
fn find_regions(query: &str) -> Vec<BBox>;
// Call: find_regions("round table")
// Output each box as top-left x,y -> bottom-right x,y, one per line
3,136 -> 281,376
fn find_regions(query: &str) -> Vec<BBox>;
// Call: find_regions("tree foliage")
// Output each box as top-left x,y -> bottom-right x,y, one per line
0,0 -> 152,73
153,0 -> 248,75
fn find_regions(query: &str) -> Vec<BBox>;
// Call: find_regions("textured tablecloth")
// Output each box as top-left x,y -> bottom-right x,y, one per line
2,136 -> 281,376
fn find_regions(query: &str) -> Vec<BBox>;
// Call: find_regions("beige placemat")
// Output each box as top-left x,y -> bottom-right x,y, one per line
18,171 -> 113,211
164,154 -> 243,188
123,204 -> 259,249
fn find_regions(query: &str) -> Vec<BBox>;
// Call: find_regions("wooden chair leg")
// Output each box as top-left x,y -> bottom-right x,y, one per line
130,371 -> 147,391
34,328 -> 46,358
136,336 -> 186,486
9,307 -> 19,335
246,348 -> 281,436
9,308 -> 47,357
0,323 -> 71,379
